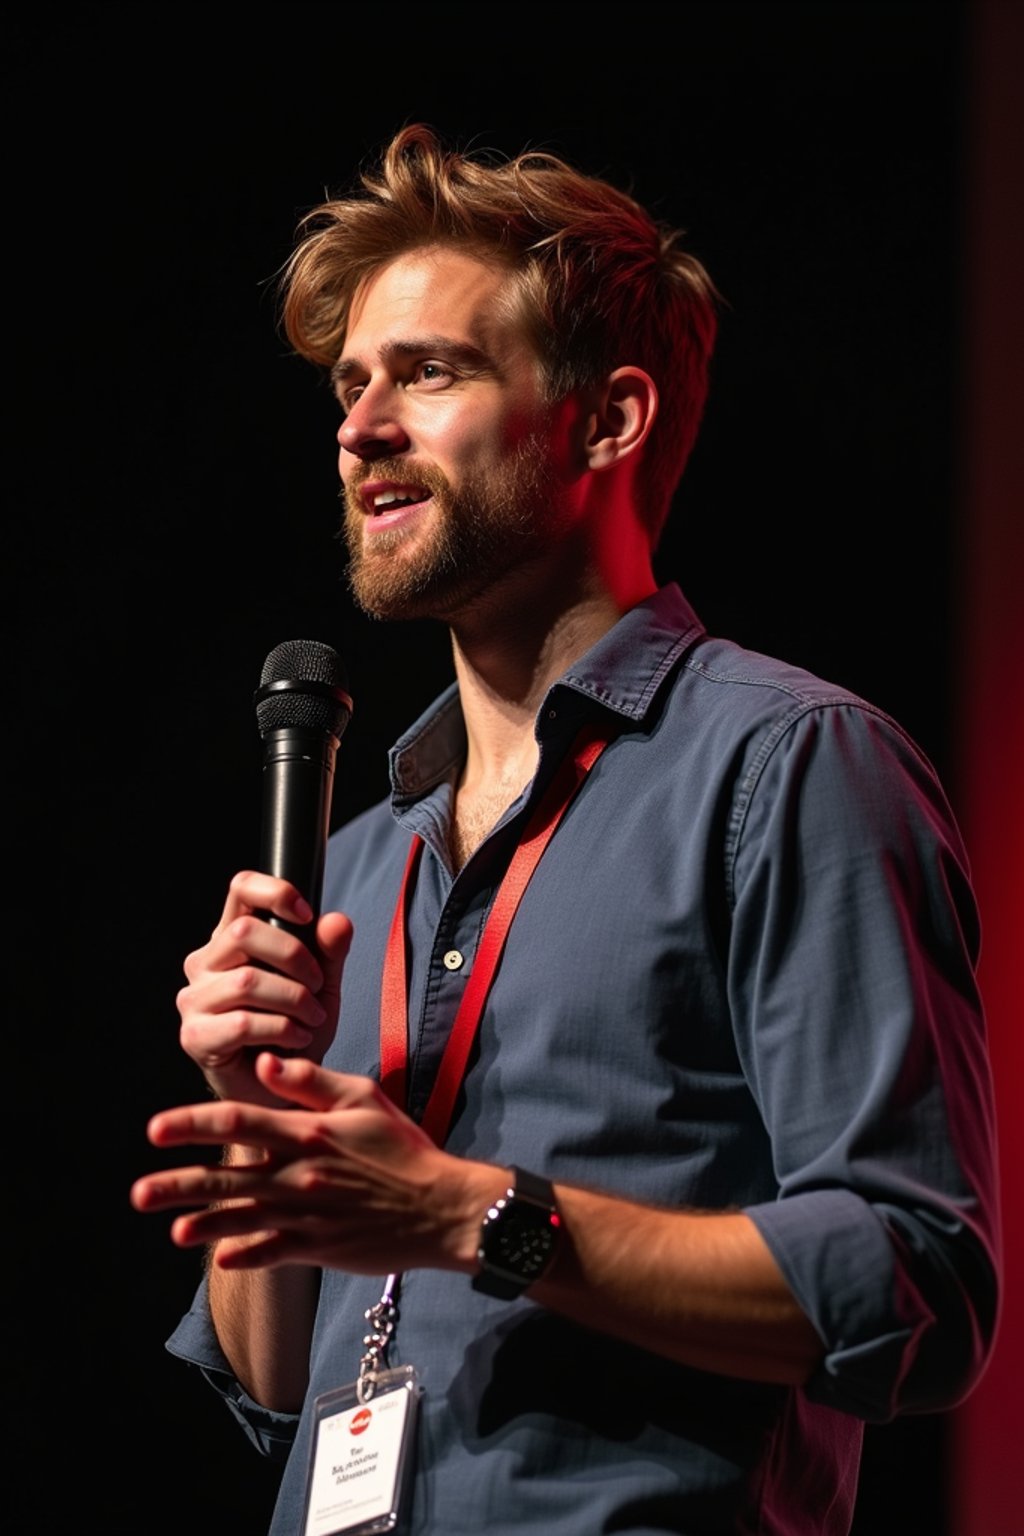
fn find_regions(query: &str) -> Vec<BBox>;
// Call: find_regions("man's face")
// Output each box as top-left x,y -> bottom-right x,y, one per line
333,246 -> 577,622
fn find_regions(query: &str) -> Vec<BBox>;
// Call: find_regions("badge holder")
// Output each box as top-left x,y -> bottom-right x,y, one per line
302,1276 -> 421,1536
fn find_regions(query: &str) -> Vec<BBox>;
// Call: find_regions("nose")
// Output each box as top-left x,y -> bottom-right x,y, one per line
337,382 -> 411,461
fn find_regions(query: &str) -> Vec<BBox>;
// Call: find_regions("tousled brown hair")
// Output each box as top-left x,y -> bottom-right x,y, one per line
280,124 -> 719,542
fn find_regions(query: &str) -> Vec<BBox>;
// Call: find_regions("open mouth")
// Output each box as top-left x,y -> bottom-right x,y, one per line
355,479 -> 435,535
368,484 -> 430,516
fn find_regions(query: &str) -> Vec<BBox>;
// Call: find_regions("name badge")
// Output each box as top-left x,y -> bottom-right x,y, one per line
302,1366 -> 421,1536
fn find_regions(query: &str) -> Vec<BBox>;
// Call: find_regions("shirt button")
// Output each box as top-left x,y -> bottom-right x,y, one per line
443,949 -> 464,971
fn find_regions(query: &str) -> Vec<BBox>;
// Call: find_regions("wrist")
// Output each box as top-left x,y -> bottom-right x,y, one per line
471,1166 -> 562,1299
425,1158 -> 512,1272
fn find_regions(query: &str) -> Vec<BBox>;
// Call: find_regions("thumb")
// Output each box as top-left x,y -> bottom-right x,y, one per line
315,911 -> 354,1020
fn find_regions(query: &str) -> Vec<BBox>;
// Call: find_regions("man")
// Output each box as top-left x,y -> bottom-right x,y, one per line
132,125 -> 1001,1535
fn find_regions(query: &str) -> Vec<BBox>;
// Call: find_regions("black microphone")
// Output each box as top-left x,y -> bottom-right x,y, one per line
253,638 -> 353,941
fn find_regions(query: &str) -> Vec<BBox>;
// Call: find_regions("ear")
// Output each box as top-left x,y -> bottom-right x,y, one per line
582,367 -> 658,472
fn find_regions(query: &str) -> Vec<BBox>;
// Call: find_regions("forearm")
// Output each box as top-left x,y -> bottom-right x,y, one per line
533,1185 -> 823,1384
207,1256 -> 319,1411
207,1145 -> 320,1411
137,1062 -> 825,1393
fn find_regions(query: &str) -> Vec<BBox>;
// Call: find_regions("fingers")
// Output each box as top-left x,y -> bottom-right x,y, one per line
317,909 -> 355,970
141,1062 -> 376,1151
175,1200 -> 347,1257
220,870 -> 314,933
181,963 -> 327,1039
131,1146 -> 399,1271
132,1063 -> 404,1218
186,909 -> 326,994
130,1160 -> 251,1214
175,875 -> 355,1095
177,964 -> 329,1086
140,1164 -> 337,1229
183,871 -> 317,988
254,1051 -> 367,1111
130,1061 -> 467,1278
172,1214 -> 323,1272
144,1096 -> 302,1156
208,1231 -> 300,1269
310,909 -> 354,1028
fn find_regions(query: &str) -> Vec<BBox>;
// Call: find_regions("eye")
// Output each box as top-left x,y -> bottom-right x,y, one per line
413,361 -> 454,389
338,384 -> 365,416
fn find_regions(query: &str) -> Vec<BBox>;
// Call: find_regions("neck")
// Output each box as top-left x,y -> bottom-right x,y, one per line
449,546 -> 656,794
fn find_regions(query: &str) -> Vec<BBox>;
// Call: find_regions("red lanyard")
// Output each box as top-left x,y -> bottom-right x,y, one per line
379,721 -> 612,1144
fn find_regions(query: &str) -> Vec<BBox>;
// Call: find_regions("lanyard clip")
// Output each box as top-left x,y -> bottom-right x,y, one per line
357,1272 -> 400,1403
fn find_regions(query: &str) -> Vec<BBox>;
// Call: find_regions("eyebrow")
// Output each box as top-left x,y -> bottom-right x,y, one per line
330,336 -> 495,387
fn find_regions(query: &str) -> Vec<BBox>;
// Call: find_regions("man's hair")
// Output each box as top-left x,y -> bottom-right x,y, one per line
280,123 -> 719,543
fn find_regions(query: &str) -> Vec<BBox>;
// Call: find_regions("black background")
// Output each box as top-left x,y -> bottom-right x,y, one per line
10,4 -> 973,1530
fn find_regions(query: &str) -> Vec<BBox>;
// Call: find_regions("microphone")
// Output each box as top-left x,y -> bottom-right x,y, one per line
253,638 -> 353,941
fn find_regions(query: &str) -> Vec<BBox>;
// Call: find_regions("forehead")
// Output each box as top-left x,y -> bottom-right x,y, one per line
343,246 -> 526,358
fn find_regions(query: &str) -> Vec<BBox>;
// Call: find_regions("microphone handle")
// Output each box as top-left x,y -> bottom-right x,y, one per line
258,727 -> 339,939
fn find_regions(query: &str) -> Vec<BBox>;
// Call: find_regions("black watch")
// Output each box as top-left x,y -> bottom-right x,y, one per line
471,1166 -> 562,1300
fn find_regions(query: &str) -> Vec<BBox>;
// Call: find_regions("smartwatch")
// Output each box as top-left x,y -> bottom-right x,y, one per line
471,1166 -> 562,1300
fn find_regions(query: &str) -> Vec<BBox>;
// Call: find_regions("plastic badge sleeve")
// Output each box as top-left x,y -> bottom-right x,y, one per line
302,1366 -> 421,1536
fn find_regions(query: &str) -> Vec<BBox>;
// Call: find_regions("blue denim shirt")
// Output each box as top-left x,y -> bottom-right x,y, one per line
168,584 -> 1000,1535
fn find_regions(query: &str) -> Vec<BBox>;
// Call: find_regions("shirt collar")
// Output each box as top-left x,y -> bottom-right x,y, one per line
388,583 -> 705,803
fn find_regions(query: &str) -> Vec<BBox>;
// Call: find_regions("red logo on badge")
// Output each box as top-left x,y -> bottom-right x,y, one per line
350,1408 -> 372,1435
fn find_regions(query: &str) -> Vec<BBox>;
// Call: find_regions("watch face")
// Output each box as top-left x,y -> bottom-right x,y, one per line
493,1208 -> 556,1279
482,1195 -> 559,1283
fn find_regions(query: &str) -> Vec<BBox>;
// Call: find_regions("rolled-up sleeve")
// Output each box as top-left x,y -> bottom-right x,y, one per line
731,701 -> 1001,1422
166,1279 -> 301,1460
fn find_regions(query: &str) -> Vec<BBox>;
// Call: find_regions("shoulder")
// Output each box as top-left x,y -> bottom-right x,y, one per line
682,633 -> 890,719
672,634 -> 937,782
655,635 -> 967,890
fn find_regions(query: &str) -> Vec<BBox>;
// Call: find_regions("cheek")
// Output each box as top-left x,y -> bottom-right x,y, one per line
428,426 -> 495,479
449,410 -> 548,474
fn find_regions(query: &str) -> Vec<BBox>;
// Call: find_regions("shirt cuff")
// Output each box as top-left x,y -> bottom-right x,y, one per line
745,1188 -> 920,1422
166,1286 -> 301,1462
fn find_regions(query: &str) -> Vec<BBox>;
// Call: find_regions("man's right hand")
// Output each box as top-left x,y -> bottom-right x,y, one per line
177,870 -> 353,1105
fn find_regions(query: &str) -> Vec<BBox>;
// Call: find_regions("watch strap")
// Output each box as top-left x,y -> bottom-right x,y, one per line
471,1166 -> 560,1299
507,1165 -> 555,1207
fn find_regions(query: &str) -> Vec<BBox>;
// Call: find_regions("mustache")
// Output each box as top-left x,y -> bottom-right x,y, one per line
345,459 -> 451,498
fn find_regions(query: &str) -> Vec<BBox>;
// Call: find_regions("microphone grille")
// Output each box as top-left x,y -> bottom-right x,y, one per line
255,639 -> 352,738
260,638 -> 347,689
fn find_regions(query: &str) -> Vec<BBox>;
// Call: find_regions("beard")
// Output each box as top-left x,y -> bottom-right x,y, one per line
341,434 -> 565,623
